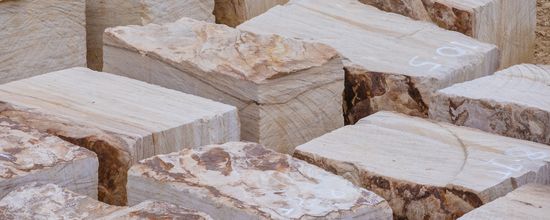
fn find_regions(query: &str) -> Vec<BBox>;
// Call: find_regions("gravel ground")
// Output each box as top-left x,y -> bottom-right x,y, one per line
535,0 -> 550,64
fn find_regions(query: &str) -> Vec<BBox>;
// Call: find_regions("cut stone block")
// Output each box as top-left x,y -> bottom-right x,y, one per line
360,0 -> 536,69
0,183 -> 212,219
86,0 -> 215,70
214,0 -> 289,27
0,118 -> 98,199
103,18 -> 344,154
0,0 -> 86,84
238,0 -> 500,124
429,64 -> 550,146
0,67 -> 239,205
294,111 -> 550,219
459,184 -> 550,220
127,142 -> 392,219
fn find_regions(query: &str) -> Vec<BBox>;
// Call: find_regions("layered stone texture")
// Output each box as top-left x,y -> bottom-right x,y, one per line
294,111 -> 550,219
0,0 -> 86,83
0,117 -> 98,199
104,18 -> 344,154
214,0 -> 288,27
0,183 -> 212,219
360,0 -> 536,69
127,142 -> 392,219
86,0 -> 215,70
459,184 -> 550,219
0,68 -> 239,205
430,64 -> 550,146
238,0 -> 499,124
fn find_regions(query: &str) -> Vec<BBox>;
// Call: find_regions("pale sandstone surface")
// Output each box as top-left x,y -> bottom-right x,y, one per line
86,0 -> 215,70
103,18 -> 343,154
360,0 -> 536,69
238,0 -> 499,124
0,67 -> 239,205
459,184 -> 550,220
214,0 -> 289,27
535,0 -> 550,64
0,117 -> 98,199
294,111 -> 550,219
430,64 -> 550,146
0,183 -> 212,220
127,142 -> 392,219
0,0 -> 86,83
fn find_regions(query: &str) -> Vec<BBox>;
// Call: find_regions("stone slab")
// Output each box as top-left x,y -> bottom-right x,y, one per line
214,0 -> 288,27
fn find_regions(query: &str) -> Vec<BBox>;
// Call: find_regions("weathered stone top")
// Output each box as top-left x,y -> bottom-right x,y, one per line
104,17 -> 340,84
0,117 -> 95,180
238,0 -> 498,82
295,111 -> 550,202
129,142 -> 388,219
0,183 -> 212,219
0,67 -> 238,160
437,64 -> 550,111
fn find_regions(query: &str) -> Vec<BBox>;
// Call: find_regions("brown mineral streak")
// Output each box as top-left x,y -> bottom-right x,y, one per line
294,150 -> 483,220
0,109 -> 130,205
191,147 -> 233,176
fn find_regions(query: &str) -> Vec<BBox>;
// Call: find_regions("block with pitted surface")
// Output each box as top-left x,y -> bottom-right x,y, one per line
238,0 -> 499,124
104,18 -> 344,154
0,67 -> 239,205
127,142 -> 392,219
0,117 -> 98,199
294,111 -> 550,219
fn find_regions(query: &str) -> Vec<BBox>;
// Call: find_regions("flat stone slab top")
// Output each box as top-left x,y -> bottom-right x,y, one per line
359,0 -> 536,69
294,111 -> 550,219
0,117 -> 98,199
430,64 -> 550,146
103,18 -> 344,154
238,0 -> 499,124
459,184 -> 550,220
127,142 -> 392,219
0,183 -> 212,219
86,0 -> 214,70
0,67 -> 239,205
0,0 -> 86,83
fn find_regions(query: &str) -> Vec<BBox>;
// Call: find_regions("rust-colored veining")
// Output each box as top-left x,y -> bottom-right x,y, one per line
191,147 -> 233,176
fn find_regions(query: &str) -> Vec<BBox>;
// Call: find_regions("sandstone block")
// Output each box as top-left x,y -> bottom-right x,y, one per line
0,67 -> 239,205
86,0 -> 215,70
0,118 -> 98,199
459,184 -> 550,220
0,183 -> 212,219
103,18 -> 344,154
430,64 -> 550,146
360,0 -> 536,69
214,0 -> 288,27
238,0 -> 499,124
0,0 -> 86,83
127,142 -> 392,219
294,111 -> 550,219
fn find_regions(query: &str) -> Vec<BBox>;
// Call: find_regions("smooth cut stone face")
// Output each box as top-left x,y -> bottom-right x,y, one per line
213,0 -> 288,27
430,64 -> 550,146
294,111 -> 550,219
0,116 -> 98,199
127,142 -> 392,220
0,67 -> 239,205
0,183 -> 212,219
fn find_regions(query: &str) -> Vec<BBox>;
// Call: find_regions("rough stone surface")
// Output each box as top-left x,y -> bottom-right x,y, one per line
535,0 -> 550,64
128,142 -> 392,219
360,0 -> 536,69
0,183 -> 212,219
0,68 -> 239,205
459,184 -> 550,220
214,0 -> 288,27
238,0 -> 499,124
0,0 -> 86,83
104,18 -> 344,154
0,117 -> 98,199
430,64 -> 550,146
86,0 -> 215,70
294,111 -> 550,219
